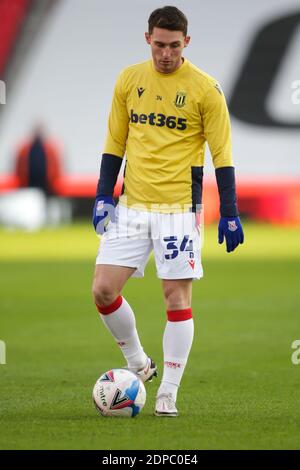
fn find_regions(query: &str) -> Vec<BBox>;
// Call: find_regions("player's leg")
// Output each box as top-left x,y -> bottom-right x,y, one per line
92,264 -> 135,307
92,205 -> 157,382
155,278 -> 194,416
92,264 -> 149,372
152,210 -> 202,415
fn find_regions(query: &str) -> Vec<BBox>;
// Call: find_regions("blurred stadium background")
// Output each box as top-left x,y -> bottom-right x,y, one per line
0,0 -> 300,226
0,0 -> 300,450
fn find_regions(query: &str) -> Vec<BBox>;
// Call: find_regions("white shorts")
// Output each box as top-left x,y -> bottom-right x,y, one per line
96,204 -> 203,280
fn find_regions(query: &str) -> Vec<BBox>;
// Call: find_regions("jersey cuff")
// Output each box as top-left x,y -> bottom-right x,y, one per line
96,153 -> 123,197
215,166 -> 239,217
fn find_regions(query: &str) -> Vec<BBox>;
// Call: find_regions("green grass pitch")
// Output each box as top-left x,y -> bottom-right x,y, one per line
0,223 -> 299,450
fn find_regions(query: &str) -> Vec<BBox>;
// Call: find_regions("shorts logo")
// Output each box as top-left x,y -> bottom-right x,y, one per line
174,91 -> 186,108
188,259 -> 195,270
228,220 -> 238,231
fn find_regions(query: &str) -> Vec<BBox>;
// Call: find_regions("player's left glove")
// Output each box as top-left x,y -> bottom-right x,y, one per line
93,195 -> 115,235
218,216 -> 244,253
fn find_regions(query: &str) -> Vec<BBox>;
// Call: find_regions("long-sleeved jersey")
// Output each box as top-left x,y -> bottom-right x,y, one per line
103,58 -> 233,212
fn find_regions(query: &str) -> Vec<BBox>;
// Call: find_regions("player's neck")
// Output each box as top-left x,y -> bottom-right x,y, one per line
153,57 -> 185,75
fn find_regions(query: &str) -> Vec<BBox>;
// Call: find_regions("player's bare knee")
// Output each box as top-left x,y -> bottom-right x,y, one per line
166,299 -> 190,311
92,280 -> 119,307
163,280 -> 192,311
164,292 -> 190,311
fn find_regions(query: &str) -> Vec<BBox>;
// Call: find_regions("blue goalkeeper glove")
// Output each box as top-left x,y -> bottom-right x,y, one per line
218,216 -> 244,253
93,195 -> 115,235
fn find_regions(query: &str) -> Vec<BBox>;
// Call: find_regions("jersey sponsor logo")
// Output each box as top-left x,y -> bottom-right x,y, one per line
130,109 -> 187,130
174,91 -> 186,108
137,87 -> 145,98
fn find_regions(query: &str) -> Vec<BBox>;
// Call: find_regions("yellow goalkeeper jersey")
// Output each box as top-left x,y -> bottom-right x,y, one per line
103,58 -> 233,212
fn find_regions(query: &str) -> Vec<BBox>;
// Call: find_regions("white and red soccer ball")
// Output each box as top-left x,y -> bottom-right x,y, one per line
92,368 -> 146,417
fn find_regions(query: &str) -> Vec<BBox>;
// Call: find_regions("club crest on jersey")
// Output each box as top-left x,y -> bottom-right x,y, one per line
228,220 -> 238,231
174,91 -> 186,108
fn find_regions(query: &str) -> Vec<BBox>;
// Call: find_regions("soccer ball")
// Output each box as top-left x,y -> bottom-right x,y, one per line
92,368 -> 146,417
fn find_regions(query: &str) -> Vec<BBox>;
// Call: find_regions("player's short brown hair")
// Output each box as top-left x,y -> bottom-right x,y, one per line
148,6 -> 188,36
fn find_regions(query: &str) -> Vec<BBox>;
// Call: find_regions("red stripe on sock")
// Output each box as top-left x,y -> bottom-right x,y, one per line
96,295 -> 123,315
167,308 -> 192,322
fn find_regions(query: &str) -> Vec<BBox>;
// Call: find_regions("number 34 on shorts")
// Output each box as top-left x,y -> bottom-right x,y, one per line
157,231 -> 202,280
163,235 -> 194,260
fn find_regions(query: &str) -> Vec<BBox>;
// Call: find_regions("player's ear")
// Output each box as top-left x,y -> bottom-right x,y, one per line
184,35 -> 191,47
145,32 -> 151,45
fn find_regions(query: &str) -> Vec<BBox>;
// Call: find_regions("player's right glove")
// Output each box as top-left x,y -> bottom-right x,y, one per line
93,195 -> 115,235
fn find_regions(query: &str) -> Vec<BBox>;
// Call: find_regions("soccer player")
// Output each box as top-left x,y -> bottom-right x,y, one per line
92,6 -> 244,417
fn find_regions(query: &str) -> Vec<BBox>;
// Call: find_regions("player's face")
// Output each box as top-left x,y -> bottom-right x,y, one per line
145,27 -> 190,74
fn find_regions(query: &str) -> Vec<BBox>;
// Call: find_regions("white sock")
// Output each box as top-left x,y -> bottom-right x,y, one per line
157,316 -> 194,401
97,296 -> 147,370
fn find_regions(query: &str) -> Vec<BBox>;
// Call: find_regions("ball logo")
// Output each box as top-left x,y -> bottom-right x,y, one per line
99,370 -> 115,382
99,385 -> 108,407
110,389 -> 132,409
